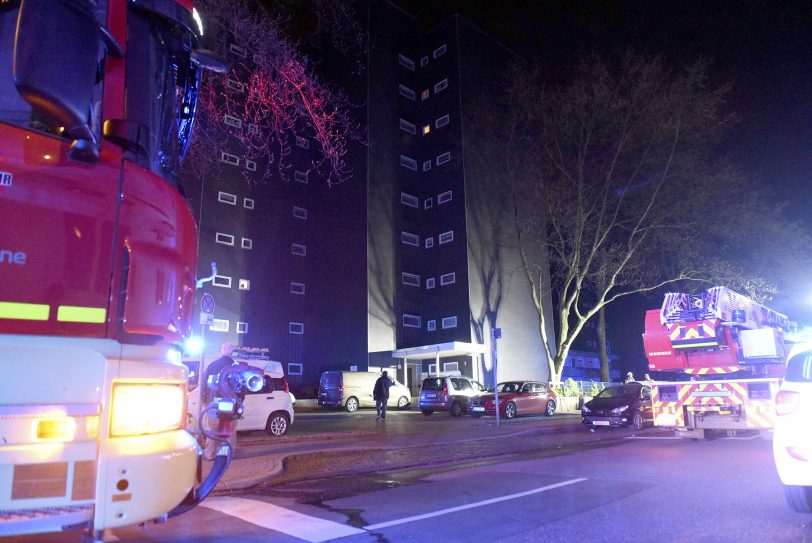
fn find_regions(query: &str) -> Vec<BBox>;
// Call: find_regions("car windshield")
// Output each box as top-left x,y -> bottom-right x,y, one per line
596,385 -> 639,399
495,382 -> 522,393
320,372 -> 340,387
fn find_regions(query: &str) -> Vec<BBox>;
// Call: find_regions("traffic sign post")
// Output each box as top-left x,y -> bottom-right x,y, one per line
492,327 -> 502,427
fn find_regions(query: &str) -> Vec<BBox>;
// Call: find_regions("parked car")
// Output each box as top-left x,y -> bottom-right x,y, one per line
581,382 -> 652,431
419,375 -> 488,416
237,361 -> 294,436
318,371 -> 412,412
469,381 -> 557,419
774,342 -> 812,512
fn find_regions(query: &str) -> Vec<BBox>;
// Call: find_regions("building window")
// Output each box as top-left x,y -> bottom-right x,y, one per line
403,314 -> 421,328
424,236 -> 434,248
288,363 -> 303,376
292,243 -> 307,256
295,135 -> 310,149
398,53 -> 415,71
439,231 -> 454,245
244,159 -> 257,172
210,318 -> 229,332
218,191 -> 237,205
399,118 -> 417,134
289,322 -> 304,334
223,114 -> 242,129
400,192 -> 419,208
422,160 -> 432,172
226,78 -> 244,93
241,237 -> 253,250
215,232 -> 234,246
427,319 -> 436,331
243,198 -> 254,209
434,79 -> 448,94
398,84 -> 415,101
212,275 -> 232,288
237,321 -> 248,334
436,114 -> 450,129
440,272 -> 456,286
401,231 -> 419,246
438,190 -> 453,204
229,43 -> 248,58
422,124 -> 431,135
436,151 -> 451,165
247,123 -> 259,136
442,316 -> 458,329
426,277 -> 435,289
401,272 -> 420,287
220,151 -> 240,166
421,89 -> 430,101
424,198 -> 433,209
294,170 -> 309,184
420,56 -> 429,67
399,155 -> 418,171
239,279 -> 250,291
444,361 -> 459,372
433,44 -> 447,58
253,53 -> 264,66
293,206 -> 308,219
290,282 -> 306,295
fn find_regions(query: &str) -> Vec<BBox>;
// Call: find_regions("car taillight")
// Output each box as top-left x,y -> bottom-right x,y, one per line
776,390 -> 800,416
282,376 -> 289,393
442,382 -> 448,397
339,383 -> 344,397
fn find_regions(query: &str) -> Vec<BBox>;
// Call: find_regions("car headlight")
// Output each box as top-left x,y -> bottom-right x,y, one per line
582,405 -> 591,413
110,382 -> 186,437
610,405 -> 629,415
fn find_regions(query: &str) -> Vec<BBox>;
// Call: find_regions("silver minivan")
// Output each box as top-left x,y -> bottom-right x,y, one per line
318,371 -> 412,412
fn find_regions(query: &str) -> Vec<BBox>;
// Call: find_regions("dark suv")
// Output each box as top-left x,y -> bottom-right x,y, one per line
419,375 -> 487,417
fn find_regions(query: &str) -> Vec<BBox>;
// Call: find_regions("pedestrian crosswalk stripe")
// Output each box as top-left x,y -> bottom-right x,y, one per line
200,496 -> 366,542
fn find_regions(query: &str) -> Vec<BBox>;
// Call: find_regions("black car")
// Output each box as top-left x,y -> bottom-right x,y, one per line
581,382 -> 652,430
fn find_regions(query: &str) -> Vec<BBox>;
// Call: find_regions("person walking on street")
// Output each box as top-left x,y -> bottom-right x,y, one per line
373,370 -> 394,420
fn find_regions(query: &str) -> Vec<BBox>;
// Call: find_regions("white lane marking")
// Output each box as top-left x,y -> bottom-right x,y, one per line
624,436 -> 681,440
200,496 -> 365,542
364,477 -> 587,531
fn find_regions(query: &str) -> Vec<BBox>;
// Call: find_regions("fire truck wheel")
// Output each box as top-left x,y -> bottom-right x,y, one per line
632,412 -> 644,431
784,485 -> 812,513
265,412 -> 290,436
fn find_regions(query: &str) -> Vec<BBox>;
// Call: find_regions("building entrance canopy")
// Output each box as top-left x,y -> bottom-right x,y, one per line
392,341 -> 487,390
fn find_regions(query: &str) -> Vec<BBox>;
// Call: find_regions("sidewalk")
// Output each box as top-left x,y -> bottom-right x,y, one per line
212,412 -> 632,492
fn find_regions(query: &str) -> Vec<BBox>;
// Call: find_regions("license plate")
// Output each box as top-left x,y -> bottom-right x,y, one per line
473,407 -> 484,412
593,420 -> 610,426
656,414 -> 676,426
426,393 -> 436,399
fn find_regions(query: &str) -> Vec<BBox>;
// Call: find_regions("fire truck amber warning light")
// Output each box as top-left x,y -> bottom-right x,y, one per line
110,383 -> 186,437
0,301 -> 49,320
36,418 -> 76,441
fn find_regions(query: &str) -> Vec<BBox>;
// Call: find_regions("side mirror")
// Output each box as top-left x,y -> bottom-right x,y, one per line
14,0 -> 100,162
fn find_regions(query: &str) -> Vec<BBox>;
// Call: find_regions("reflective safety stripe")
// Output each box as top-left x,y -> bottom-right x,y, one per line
0,301 -> 50,320
57,306 -> 106,323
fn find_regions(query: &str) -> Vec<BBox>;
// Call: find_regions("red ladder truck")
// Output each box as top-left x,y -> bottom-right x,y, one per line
642,287 -> 791,438
0,1 -> 258,539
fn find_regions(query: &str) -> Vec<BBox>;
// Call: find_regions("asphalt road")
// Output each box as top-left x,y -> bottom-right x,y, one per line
7,409 -> 812,543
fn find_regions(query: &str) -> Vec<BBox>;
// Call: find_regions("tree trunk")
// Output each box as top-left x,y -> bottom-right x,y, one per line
598,306 -> 610,382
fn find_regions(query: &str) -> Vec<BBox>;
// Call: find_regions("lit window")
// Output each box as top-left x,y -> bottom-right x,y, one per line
239,279 -> 250,291
422,125 -> 431,135
237,321 -> 248,334
241,238 -> 253,250
218,191 -> 237,205
212,275 -> 232,288
210,319 -> 229,332
436,151 -> 451,165
220,151 -> 239,166
293,206 -> 308,219
433,44 -> 447,58
401,231 -> 419,246
421,89 -> 430,101
247,124 -> 259,135
289,322 -> 304,334
438,190 -> 453,204
400,192 -> 419,208
439,231 -> 454,244
294,170 -> 309,184
424,198 -> 433,209
403,314 -> 421,328
402,273 -> 420,287
215,232 -> 234,246
288,363 -> 303,375
398,84 -> 416,101
223,115 -> 242,129
424,236 -> 434,248
243,198 -> 254,209
226,79 -> 244,93
442,316 -> 458,329
426,277 -> 436,289
229,43 -> 248,58
398,54 -> 415,71
290,282 -> 306,295
427,319 -> 436,331
434,79 -> 448,94
244,159 -> 257,172
400,155 -> 418,171
292,243 -> 307,256
422,160 -> 432,172
440,272 -> 456,286
399,118 -> 417,134
436,114 -> 450,128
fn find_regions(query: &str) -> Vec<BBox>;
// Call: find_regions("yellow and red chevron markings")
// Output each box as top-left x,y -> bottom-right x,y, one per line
666,320 -> 720,348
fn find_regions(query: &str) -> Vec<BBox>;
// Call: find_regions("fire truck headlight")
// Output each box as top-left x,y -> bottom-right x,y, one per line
110,383 -> 186,437
610,405 -> 629,415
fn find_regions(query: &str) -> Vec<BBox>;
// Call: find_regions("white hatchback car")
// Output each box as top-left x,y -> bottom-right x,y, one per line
774,342 -> 812,512
236,361 -> 294,436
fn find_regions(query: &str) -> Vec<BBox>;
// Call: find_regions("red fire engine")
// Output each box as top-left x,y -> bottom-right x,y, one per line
0,0 -> 255,539
642,287 -> 791,438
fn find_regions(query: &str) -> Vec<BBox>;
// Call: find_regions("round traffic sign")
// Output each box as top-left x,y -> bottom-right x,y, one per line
201,293 -> 215,314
